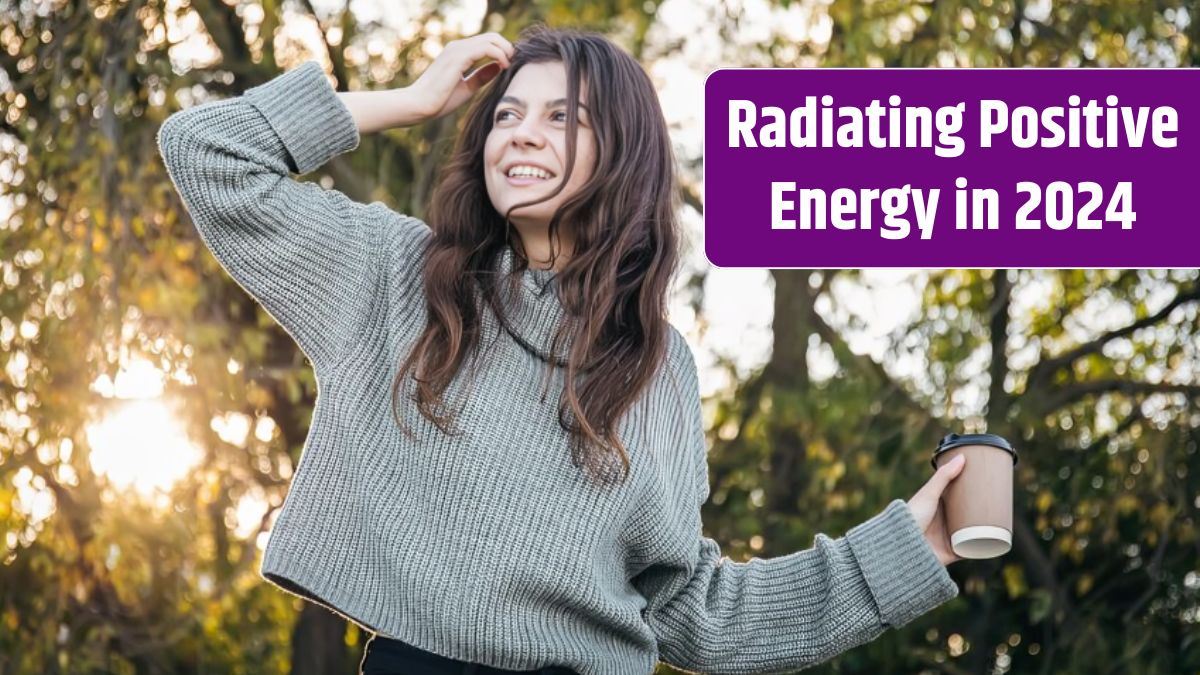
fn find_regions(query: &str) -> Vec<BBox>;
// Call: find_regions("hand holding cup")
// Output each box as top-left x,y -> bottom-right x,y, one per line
907,454 -> 967,566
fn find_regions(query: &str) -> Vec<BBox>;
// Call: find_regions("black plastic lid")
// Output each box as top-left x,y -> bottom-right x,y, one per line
931,433 -> 1018,469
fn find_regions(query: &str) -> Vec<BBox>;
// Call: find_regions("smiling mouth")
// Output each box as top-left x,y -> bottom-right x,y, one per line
506,176 -> 550,186
504,165 -> 557,180
504,171 -> 556,186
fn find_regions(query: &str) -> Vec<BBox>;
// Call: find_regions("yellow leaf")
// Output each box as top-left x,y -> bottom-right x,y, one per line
1148,503 -> 1171,529
1076,574 -> 1094,596
1036,490 -> 1053,513
137,287 -> 156,310
806,438 -> 833,461
246,381 -> 274,409
1003,564 -> 1027,599
1057,534 -> 1074,555
182,267 -> 199,287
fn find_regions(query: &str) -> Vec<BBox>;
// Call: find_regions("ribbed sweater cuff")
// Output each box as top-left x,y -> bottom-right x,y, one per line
243,60 -> 360,175
845,499 -> 960,630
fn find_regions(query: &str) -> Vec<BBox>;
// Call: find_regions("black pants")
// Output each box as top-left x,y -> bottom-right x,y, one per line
359,634 -> 578,675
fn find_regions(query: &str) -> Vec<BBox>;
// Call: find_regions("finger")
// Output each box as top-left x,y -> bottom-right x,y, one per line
464,61 -> 501,91
931,453 -> 966,489
455,59 -> 504,100
928,507 -> 955,564
912,454 -> 966,504
465,44 -> 509,74
489,42 -> 511,69
937,501 -> 964,563
480,31 -> 516,61
463,34 -> 513,68
447,39 -> 508,76
933,503 -> 950,537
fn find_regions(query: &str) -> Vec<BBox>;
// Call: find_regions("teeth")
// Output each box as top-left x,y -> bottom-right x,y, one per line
507,166 -> 553,179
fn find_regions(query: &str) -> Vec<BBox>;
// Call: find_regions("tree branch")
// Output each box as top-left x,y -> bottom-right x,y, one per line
987,271 -> 1012,428
807,300 -> 932,426
1121,515 -> 1171,624
190,0 -> 262,87
296,0 -> 350,88
1039,380 -> 1200,416
1029,284 -> 1200,389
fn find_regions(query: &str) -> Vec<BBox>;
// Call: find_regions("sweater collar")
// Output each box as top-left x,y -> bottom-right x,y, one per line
492,246 -> 574,366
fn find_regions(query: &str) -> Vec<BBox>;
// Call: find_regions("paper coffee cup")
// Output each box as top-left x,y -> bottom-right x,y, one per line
931,433 -> 1018,559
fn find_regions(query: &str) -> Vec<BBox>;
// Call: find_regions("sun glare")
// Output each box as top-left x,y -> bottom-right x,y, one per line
87,358 -> 203,496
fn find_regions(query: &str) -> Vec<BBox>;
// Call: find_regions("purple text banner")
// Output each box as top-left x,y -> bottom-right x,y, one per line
703,68 -> 1198,268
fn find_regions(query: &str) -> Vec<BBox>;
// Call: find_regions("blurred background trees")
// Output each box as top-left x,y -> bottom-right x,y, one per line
1,0 -> 1197,673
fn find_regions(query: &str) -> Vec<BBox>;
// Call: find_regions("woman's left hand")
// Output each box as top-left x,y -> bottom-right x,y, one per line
906,454 -> 966,567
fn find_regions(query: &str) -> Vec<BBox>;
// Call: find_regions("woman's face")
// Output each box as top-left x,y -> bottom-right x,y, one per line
484,61 -> 596,235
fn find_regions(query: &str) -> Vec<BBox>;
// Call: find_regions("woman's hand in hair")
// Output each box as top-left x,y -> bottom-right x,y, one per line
339,33 -> 513,133
406,33 -> 516,121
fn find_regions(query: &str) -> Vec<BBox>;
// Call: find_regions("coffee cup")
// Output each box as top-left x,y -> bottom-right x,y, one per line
931,433 -> 1018,559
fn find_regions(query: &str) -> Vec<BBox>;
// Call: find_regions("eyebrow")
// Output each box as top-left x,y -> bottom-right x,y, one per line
498,96 -> 590,113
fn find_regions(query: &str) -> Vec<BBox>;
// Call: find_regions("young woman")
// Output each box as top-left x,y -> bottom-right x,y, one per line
158,24 -> 966,675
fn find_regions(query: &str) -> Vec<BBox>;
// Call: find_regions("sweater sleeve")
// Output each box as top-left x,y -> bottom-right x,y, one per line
156,60 -> 428,374
635,345 -> 959,674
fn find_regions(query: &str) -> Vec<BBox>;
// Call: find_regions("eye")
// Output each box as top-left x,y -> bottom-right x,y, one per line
494,110 -> 515,122
551,110 -> 567,122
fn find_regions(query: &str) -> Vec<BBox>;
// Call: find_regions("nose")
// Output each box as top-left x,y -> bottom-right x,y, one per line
511,115 -> 547,148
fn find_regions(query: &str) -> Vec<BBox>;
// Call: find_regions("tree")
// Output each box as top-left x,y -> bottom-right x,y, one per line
671,2 -> 1198,672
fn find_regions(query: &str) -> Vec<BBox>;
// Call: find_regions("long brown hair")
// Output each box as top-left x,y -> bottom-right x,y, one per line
390,24 -> 680,487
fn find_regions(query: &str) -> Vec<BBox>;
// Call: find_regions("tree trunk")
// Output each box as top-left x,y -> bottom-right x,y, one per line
289,604 -> 351,675
761,270 -> 817,556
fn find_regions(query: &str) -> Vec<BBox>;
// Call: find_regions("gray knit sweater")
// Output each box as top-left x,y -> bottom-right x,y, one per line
156,60 -> 959,674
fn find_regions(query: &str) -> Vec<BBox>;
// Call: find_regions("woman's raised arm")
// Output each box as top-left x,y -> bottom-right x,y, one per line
156,60 -> 429,375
